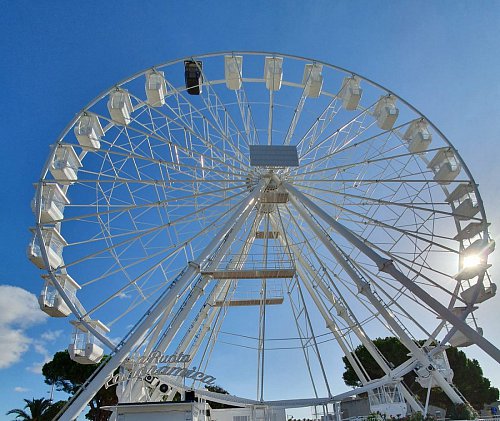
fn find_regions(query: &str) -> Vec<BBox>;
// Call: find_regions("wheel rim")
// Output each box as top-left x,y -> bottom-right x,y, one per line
32,52 -> 495,410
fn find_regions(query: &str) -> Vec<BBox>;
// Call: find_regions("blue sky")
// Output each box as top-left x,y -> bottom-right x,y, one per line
1,0 -> 500,418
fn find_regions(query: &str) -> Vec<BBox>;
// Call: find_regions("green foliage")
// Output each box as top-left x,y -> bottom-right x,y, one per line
400,412 -> 436,421
342,337 -> 499,412
367,412 -> 383,421
42,351 -> 97,394
206,385 -> 229,394
42,351 -> 117,421
42,401 -> 66,421
403,411 -> 436,421
366,411 -> 437,421
6,398 -> 54,421
447,403 -> 477,420
445,348 -> 498,409
405,412 -> 424,421
342,337 -> 409,388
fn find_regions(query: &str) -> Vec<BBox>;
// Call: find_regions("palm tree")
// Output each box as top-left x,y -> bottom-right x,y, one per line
6,398 -> 53,421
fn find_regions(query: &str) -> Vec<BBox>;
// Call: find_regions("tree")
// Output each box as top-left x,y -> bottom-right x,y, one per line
342,337 -> 408,387
447,403 -> 477,420
342,337 -> 499,411
42,351 -> 117,421
206,385 -> 234,409
41,401 -> 66,421
6,398 -> 53,421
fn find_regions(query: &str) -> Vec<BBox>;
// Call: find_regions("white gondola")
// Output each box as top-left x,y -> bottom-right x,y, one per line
446,182 -> 474,203
449,324 -> 483,348
455,238 -> 494,280
340,75 -> 362,110
27,227 -> 67,269
438,306 -> 482,347
415,348 -> 453,387
145,70 -> 167,107
403,119 -> 432,153
49,145 -> 82,184
427,148 -> 462,185
461,282 -> 497,305
32,183 -> 69,223
107,89 -> 133,125
455,261 -> 491,281
373,95 -> 399,130
463,238 -> 496,257
224,55 -> 243,90
69,319 -> 109,364
445,183 -> 479,220
264,57 -> 283,91
302,63 -> 323,98
368,384 -> 407,418
454,221 -> 489,241
74,114 -> 103,149
454,198 -> 480,220
39,273 -> 81,317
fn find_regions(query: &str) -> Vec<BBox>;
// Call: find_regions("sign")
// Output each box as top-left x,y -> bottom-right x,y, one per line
105,352 -> 217,389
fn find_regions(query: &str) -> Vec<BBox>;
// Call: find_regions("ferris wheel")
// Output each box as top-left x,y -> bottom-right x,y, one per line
28,52 -> 499,420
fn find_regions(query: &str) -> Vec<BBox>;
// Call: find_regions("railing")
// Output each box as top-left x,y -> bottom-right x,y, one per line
206,252 -> 295,272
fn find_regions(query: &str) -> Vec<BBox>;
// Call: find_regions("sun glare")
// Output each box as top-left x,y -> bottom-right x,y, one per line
463,254 -> 482,269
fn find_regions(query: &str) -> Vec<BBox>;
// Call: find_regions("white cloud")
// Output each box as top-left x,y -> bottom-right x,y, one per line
34,342 -> 48,356
117,291 -> 131,299
14,386 -> 29,393
40,329 -> 63,342
0,285 -> 47,328
26,360 -> 48,374
26,329 -> 66,373
0,285 -> 47,369
26,332 -> 52,374
0,327 -> 31,369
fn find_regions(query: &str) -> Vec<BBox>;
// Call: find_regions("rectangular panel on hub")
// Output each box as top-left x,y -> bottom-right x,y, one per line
249,145 -> 299,167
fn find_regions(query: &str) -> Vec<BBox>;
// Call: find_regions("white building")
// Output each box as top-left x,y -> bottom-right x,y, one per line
104,394 -> 286,421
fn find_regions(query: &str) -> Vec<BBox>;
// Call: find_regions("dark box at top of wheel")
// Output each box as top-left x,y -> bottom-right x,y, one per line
184,60 -> 203,95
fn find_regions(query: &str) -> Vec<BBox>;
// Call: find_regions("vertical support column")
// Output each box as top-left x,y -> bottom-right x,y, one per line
424,383 -> 432,417
335,401 -> 342,421
257,214 -> 271,402
57,179 -> 267,421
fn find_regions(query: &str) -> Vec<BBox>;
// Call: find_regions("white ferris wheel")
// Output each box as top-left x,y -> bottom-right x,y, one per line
28,52 -> 499,420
